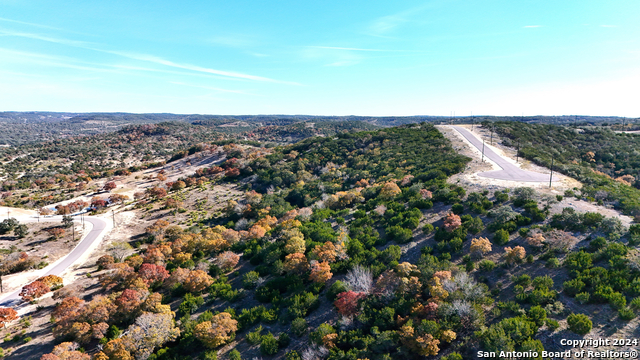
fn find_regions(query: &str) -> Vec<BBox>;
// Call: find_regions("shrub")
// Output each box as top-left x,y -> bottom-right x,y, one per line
546,258 -> 560,268
567,313 -> 592,335
576,292 -> 590,304
442,353 -> 463,360
278,332 -> 291,348
310,323 -> 335,345
179,293 -> 204,315
285,350 -> 301,360
609,292 -> 627,310
247,325 -> 263,345
518,227 -> 530,237
228,349 -> 241,360
563,279 -> 585,297
478,260 -> 496,272
326,281 -> 348,301
495,192 -> 509,203
291,318 -> 308,337
260,332 -> 279,355
545,318 -> 560,331
422,223 -> 434,234
493,229 -> 509,245
619,308 -> 636,320
451,203 -> 464,215
386,225 -> 413,243
203,350 -> 217,360
242,271 -> 261,289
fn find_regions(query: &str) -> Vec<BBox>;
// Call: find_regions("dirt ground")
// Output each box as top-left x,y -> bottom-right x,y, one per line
0,151 -> 247,358
0,221 -> 87,296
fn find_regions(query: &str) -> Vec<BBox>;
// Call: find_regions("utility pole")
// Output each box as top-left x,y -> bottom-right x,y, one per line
490,124 -> 494,145
112,210 -> 116,227
516,140 -> 520,163
549,156 -> 554,188
73,223 -> 75,242
482,140 -> 485,163
471,111 -> 474,131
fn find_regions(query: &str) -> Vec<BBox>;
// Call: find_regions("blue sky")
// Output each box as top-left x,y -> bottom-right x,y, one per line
0,0 -> 638,116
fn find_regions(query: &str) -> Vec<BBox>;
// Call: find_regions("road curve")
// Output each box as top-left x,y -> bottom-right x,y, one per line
451,126 -> 554,182
0,216 -> 107,307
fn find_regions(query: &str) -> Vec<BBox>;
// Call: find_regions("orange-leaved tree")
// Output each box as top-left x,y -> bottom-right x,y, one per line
309,261 -> 332,284
194,312 -> 238,348
183,270 -> 214,293
0,307 -> 18,328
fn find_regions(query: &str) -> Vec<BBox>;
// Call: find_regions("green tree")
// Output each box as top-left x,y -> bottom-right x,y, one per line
62,215 -> 74,228
260,332 -> 279,355
493,229 -> 509,245
567,313 -> 592,335
14,224 -> 28,238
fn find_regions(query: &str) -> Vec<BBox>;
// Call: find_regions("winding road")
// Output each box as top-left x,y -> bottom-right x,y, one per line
452,125 -> 554,182
0,216 -> 107,307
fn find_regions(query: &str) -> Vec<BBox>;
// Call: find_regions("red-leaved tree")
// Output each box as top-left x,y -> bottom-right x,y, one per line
103,181 -> 117,192
334,291 -> 366,317
443,213 -> 462,232
115,289 -> 145,314
20,280 -> 50,302
138,263 -> 169,286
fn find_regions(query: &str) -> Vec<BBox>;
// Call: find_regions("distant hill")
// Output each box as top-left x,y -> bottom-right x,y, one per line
0,112 -> 637,145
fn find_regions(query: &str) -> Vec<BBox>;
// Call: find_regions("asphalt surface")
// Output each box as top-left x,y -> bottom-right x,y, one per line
0,216 -> 107,307
452,126 -> 554,182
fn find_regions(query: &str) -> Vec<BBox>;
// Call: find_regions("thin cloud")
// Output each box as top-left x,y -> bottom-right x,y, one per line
169,81 -> 249,94
106,50 -> 297,84
365,1 -> 446,37
0,28 -> 94,47
324,60 -> 360,67
0,17 -> 62,31
0,28 -> 298,85
307,46 -> 427,55
309,46 -> 396,52
523,25 -> 541,28
0,48 -> 114,73
369,15 -> 408,35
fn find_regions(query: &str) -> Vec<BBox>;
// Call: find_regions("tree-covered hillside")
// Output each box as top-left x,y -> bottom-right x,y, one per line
491,121 -> 640,216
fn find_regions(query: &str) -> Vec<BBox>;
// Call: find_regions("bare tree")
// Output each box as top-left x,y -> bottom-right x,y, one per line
442,273 -> 484,301
235,218 -> 249,231
109,241 -> 133,262
345,265 -> 373,294
124,312 -> 180,360
302,345 -> 329,360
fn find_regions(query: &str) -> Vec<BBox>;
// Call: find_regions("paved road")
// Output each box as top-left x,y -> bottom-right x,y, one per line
452,126 -> 554,182
0,216 -> 107,307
